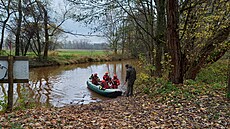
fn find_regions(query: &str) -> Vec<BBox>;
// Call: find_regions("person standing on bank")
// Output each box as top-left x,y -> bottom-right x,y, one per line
124,64 -> 136,97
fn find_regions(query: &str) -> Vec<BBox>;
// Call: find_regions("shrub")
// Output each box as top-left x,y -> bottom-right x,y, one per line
0,96 -> 7,112
196,59 -> 228,84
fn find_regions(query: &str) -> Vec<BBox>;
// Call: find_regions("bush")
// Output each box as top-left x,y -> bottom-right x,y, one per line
0,50 -> 8,55
196,59 -> 228,84
0,96 -> 7,112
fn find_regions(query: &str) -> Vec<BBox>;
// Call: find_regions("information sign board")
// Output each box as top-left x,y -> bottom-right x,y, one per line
0,56 -> 29,83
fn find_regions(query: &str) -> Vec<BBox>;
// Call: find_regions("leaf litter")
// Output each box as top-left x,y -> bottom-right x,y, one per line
0,89 -> 229,129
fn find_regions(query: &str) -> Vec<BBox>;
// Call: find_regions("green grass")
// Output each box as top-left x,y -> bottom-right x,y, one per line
1,49 -> 125,68
1,49 -> 115,65
46,49 -> 113,63
56,49 -> 108,56
0,49 -> 111,57
196,59 -> 228,84
135,59 -> 228,101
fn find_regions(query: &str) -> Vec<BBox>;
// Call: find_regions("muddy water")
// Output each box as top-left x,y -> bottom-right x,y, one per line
0,60 -> 138,108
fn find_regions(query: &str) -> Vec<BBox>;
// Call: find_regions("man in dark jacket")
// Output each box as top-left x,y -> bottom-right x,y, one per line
125,64 -> 136,97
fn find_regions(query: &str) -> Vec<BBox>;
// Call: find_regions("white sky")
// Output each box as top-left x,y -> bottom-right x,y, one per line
52,0 -> 106,43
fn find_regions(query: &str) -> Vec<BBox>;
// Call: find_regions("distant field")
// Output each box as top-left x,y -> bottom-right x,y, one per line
0,49 -> 112,57
54,49 -> 110,56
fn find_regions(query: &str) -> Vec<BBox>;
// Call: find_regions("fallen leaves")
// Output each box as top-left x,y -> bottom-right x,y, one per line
0,91 -> 229,128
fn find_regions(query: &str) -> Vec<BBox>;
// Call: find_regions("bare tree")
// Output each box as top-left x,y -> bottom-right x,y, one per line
155,0 -> 166,77
0,0 -> 13,51
103,4 -> 125,55
15,0 -> 22,56
35,0 -> 49,59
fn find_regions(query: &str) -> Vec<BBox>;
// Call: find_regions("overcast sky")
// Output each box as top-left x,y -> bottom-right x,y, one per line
52,0 -> 106,44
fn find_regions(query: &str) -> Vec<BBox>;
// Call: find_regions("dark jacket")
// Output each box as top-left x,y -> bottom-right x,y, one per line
125,66 -> 136,82
92,75 -> 100,85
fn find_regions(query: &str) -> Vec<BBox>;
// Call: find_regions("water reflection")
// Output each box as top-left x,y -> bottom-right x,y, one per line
0,60 -> 137,108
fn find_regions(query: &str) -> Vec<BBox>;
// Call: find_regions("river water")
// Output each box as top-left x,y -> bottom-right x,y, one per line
0,60 -> 137,108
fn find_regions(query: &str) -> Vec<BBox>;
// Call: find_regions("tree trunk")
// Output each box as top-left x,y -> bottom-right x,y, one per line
15,0 -> 22,56
185,26 -> 230,80
36,23 -> 42,60
1,20 -> 8,51
0,0 -> 12,51
23,39 -> 31,56
155,0 -> 166,77
114,46 -> 117,55
166,0 -> 183,84
121,21 -> 125,56
43,5 -> 49,59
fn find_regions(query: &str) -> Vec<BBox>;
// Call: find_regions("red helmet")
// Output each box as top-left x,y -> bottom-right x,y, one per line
101,80 -> 106,82
113,74 -> 117,78
94,73 -> 97,76
105,72 -> 108,75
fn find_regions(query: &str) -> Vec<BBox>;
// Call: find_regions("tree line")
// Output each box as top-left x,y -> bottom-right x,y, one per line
0,0 -> 229,88
60,40 -> 109,50
0,0 -> 72,59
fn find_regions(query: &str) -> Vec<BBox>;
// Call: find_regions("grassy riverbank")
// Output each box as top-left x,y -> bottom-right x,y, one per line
29,49 -> 128,68
0,49 -> 129,68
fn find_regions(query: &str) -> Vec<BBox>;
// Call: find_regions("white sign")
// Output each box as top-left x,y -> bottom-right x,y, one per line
0,59 -> 29,80
0,61 -> 8,79
13,60 -> 29,80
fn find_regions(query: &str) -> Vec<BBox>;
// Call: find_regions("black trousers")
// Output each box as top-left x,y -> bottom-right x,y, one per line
126,80 -> 135,97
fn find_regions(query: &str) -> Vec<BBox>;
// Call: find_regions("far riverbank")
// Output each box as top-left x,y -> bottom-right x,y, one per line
29,50 -> 131,68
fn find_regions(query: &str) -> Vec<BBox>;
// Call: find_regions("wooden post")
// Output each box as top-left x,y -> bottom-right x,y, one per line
6,55 -> 14,112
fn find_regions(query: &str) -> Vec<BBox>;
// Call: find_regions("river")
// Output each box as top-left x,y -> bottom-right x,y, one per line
0,60 -> 138,108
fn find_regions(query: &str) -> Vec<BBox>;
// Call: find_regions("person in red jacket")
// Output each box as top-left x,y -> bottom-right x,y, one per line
100,79 -> 110,89
111,74 -> 120,89
103,72 -> 110,82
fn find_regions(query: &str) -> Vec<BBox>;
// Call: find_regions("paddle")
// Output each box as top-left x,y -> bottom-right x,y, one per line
99,85 -> 106,90
121,81 -> 126,88
119,82 -> 127,95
